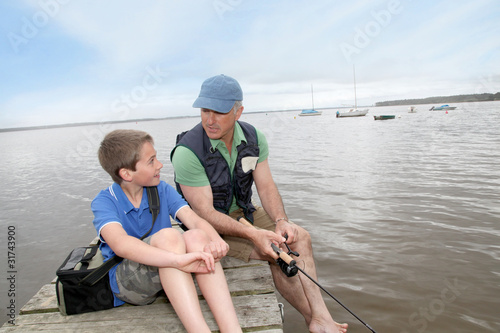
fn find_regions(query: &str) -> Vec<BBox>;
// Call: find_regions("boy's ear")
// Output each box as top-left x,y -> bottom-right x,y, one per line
118,168 -> 132,182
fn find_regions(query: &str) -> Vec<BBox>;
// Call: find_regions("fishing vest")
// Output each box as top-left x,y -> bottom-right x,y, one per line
171,121 -> 259,223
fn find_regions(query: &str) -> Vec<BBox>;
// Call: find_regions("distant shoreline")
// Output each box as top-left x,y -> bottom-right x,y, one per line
0,116 -> 197,133
0,109 -> 319,133
2,93 -> 499,133
375,92 -> 500,107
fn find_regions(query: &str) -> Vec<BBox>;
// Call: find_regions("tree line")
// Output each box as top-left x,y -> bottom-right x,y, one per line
375,92 -> 500,107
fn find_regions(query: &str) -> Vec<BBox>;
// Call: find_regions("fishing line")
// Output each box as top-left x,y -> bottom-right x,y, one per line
235,216 -> 377,332
271,243 -> 377,333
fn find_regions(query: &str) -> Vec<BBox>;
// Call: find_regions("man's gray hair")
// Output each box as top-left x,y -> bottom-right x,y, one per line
232,101 -> 243,114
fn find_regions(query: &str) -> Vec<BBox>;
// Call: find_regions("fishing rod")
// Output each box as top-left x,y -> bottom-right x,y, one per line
271,242 -> 377,333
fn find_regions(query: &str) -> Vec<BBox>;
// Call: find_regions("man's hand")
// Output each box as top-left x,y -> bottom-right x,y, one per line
251,229 -> 286,260
275,220 -> 299,245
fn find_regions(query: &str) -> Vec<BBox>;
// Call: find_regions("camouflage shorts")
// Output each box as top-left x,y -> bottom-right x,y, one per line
114,236 -> 163,305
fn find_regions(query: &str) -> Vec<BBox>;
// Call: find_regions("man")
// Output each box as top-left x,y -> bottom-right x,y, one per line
171,74 -> 348,333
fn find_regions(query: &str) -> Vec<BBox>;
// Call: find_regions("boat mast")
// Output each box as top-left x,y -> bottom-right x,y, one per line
353,65 -> 357,110
311,84 -> 315,110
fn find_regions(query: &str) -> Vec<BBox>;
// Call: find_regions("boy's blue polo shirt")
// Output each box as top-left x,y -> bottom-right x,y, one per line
91,181 -> 187,306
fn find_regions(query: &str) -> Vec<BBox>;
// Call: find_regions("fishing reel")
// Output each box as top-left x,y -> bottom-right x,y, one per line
271,238 -> 300,278
276,257 -> 298,277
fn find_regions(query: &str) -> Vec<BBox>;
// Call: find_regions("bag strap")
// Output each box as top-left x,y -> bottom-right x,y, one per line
80,186 -> 160,287
79,250 -> 123,287
142,186 -> 160,240
80,241 -> 100,263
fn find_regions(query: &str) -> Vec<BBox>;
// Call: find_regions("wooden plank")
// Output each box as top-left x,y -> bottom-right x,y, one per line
224,264 -> 275,296
20,264 -> 275,315
2,294 -> 282,332
3,236 -> 284,333
19,284 -> 58,315
220,256 -> 266,269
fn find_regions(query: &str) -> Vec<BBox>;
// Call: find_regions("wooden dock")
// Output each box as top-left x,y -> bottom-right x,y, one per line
1,242 -> 284,332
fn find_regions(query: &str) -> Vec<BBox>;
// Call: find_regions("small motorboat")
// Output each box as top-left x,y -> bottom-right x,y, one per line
374,115 -> 396,120
408,106 -> 417,113
430,105 -> 457,111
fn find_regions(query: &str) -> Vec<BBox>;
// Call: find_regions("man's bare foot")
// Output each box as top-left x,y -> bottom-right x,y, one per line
336,322 -> 348,333
308,318 -> 348,333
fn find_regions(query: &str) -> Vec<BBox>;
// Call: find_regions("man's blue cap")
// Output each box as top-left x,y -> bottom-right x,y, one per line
192,74 -> 243,113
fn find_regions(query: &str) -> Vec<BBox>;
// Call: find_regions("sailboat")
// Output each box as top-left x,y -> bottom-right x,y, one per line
299,84 -> 322,116
336,66 -> 369,118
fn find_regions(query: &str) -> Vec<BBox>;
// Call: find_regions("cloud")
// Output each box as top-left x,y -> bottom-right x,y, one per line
47,2 -> 213,71
1,0 -> 499,129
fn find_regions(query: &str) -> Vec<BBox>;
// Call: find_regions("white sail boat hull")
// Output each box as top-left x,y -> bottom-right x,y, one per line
337,108 -> 368,117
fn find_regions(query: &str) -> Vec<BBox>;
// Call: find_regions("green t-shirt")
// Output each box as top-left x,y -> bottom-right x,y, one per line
171,122 -> 269,212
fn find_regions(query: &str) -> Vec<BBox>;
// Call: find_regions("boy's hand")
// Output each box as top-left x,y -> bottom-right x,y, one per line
204,240 -> 229,262
176,252 -> 215,273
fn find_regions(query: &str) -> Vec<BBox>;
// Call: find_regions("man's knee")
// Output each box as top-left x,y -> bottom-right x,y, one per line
296,225 -> 312,247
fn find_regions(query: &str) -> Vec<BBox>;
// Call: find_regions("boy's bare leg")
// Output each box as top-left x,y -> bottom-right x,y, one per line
151,229 -> 212,333
184,230 -> 242,333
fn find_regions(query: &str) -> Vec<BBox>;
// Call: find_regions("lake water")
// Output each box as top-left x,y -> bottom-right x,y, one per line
1,101 -> 499,332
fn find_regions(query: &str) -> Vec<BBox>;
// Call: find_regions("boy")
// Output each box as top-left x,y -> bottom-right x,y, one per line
92,129 -> 241,333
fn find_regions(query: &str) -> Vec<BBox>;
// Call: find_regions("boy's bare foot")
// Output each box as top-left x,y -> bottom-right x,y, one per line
308,318 -> 348,333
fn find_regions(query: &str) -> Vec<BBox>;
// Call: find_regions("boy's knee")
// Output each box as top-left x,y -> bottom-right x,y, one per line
150,228 -> 183,249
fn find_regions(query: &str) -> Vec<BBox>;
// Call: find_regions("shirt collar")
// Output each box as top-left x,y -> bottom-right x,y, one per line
208,121 -> 247,152
111,183 -> 149,215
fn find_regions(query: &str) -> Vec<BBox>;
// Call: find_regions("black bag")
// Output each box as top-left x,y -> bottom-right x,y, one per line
56,243 -> 116,315
56,186 -> 160,315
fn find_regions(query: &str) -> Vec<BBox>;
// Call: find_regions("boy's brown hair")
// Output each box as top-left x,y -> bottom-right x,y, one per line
98,129 -> 154,184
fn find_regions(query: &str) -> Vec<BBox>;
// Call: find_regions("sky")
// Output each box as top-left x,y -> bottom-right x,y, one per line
0,0 -> 499,129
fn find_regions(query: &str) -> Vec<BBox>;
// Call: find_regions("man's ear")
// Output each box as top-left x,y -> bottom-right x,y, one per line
235,105 -> 244,121
119,168 -> 132,182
